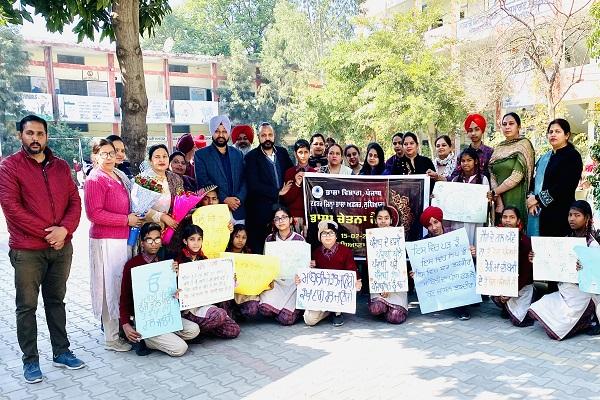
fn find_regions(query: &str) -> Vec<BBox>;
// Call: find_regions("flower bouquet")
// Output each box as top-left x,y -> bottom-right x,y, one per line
127,175 -> 163,246
161,185 -> 218,244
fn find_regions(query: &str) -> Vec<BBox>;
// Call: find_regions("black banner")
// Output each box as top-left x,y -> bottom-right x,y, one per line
303,173 -> 430,258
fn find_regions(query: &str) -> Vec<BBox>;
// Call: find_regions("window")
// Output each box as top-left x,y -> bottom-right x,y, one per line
14,76 -> 31,92
58,80 -> 88,96
206,89 -> 213,101
168,64 -> 188,73
115,82 -> 124,98
66,123 -> 89,132
172,125 -> 191,134
57,54 -> 85,65
170,86 -> 190,100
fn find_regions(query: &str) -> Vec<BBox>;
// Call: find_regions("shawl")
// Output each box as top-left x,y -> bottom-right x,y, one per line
434,152 -> 457,178
489,137 -> 535,192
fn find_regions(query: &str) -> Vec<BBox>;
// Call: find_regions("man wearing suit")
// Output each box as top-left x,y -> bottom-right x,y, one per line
244,122 -> 294,253
195,115 -> 247,223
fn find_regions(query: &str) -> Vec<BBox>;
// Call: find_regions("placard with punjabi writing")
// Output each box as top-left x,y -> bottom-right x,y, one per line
295,268 -> 357,314
192,204 -> 231,259
405,228 -> 481,314
366,227 -> 408,293
178,258 -> 235,310
131,260 -> 183,339
476,227 -> 519,297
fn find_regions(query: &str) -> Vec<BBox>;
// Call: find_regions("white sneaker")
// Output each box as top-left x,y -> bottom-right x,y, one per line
104,339 -> 132,352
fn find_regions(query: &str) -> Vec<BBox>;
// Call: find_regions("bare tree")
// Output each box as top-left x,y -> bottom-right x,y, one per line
497,0 -> 593,120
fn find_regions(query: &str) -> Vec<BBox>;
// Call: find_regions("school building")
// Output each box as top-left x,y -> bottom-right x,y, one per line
17,39 -> 225,149
363,0 -> 598,143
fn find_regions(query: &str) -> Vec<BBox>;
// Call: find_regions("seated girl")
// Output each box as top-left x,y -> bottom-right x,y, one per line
490,206 -> 534,327
259,205 -> 304,325
300,220 -> 362,327
175,224 -> 240,339
221,224 -> 260,321
368,206 -> 408,324
528,200 -> 599,340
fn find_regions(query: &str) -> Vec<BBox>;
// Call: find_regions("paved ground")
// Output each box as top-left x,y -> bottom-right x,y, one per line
1,201 -> 600,400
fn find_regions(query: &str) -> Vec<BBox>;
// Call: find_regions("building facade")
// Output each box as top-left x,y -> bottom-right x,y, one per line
18,39 -> 225,149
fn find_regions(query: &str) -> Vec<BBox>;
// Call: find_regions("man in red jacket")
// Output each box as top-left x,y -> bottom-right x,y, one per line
0,115 -> 84,384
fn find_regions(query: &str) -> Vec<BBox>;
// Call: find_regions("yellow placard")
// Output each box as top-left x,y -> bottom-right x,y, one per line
192,204 -> 231,259
221,252 -> 280,295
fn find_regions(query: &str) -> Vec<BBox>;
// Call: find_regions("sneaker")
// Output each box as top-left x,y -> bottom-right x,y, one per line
23,362 -> 43,384
53,351 -> 85,370
332,313 -> 344,327
458,311 -> 471,321
104,338 -> 132,352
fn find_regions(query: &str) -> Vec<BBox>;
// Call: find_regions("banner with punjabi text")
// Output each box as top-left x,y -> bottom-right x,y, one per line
303,173 -> 429,258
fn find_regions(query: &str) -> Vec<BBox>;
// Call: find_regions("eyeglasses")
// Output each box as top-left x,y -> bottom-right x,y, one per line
273,216 -> 290,223
321,231 -> 336,238
143,237 -> 162,245
98,151 -> 116,159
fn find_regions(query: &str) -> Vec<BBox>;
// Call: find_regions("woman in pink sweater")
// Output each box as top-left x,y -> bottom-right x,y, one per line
84,139 -> 143,352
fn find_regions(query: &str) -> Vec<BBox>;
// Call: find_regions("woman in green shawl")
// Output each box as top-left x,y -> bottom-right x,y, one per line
488,112 -> 535,225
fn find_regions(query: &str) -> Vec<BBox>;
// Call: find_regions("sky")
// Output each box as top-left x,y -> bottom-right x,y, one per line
19,0 -> 185,46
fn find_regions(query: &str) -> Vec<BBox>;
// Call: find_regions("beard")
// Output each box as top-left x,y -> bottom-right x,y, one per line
236,145 -> 251,156
260,140 -> 274,150
25,142 -> 44,155
214,137 -> 227,148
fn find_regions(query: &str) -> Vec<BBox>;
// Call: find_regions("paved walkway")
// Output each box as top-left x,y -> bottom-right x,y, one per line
1,209 -> 600,400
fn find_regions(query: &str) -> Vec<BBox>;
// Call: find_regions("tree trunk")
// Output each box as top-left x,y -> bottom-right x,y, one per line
112,0 -> 148,174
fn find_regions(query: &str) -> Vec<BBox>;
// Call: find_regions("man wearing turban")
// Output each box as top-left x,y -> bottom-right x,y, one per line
231,125 -> 254,156
449,114 -> 494,180
176,133 -> 197,179
194,115 -> 247,223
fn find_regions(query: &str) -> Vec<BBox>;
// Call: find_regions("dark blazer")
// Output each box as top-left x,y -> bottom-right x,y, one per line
194,144 -> 247,220
244,145 -> 293,252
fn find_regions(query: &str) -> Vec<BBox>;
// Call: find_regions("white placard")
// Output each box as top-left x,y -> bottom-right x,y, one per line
476,227 -> 519,296
366,227 -> 408,293
431,181 -> 489,223
264,241 -> 311,279
178,258 -> 235,310
532,237 -> 586,283
296,268 -> 357,314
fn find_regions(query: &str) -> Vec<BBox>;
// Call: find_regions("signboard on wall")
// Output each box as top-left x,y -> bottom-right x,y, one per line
172,100 -> 218,124
57,94 -> 116,123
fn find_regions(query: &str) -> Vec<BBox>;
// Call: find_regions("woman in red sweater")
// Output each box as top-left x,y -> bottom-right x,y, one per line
84,139 -> 143,352
302,220 -> 362,327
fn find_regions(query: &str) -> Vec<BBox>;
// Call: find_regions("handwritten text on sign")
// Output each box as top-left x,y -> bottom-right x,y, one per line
366,227 -> 408,293
192,204 -> 231,259
476,227 -> 519,297
131,260 -> 183,339
532,237 -> 586,283
264,241 -> 311,279
221,252 -> 280,295
178,258 -> 235,310
431,181 -> 489,223
295,268 -> 357,314
574,246 -> 600,294
406,228 -> 481,314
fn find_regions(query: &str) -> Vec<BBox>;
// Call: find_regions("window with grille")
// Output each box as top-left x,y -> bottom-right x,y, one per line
172,125 -> 191,134
170,86 -> 191,100
168,64 -> 188,73
57,54 -> 85,65
58,79 -> 88,96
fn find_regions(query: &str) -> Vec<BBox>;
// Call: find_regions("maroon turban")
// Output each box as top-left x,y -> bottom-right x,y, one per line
176,133 -> 195,154
231,125 -> 254,144
419,206 -> 444,227
463,114 -> 487,133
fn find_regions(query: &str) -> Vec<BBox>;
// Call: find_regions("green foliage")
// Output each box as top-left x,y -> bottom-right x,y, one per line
296,8 -> 466,149
47,123 -> 91,166
589,1 -> 600,58
1,1 -> 171,42
590,141 -> 600,206
141,0 -> 277,56
0,26 -> 28,158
